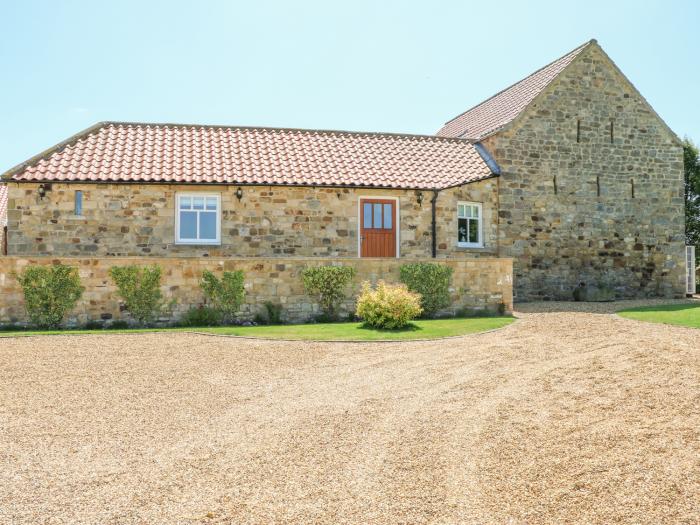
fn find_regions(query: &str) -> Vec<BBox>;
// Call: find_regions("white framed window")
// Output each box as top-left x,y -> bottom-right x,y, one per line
175,193 -> 221,245
457,202 -> 483,248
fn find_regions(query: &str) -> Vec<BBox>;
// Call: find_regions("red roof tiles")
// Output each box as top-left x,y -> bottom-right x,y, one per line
4,123 -> 495,190
437,40 -> 592,140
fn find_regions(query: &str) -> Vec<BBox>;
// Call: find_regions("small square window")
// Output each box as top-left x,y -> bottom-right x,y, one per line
176,193 -> 221,244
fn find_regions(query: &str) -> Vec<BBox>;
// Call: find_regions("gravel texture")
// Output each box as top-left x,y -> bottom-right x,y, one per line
1,299 -> 698,524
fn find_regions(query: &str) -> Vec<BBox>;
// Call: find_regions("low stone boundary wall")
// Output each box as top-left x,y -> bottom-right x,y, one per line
0,256 -> 513,326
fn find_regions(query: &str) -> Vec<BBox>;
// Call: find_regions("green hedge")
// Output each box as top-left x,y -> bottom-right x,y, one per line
15,264 -> 84,329
399,263 -> 453,317
201,270 -> 246,324
302,265 -> 355,320
109,265 -> 166,326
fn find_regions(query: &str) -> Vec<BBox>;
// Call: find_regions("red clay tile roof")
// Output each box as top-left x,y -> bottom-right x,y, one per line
3,122 -> 496,190
0,184 -> 7,226
437,40 -> 593,140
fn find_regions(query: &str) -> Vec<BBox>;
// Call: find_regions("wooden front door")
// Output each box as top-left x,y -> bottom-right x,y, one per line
360,199 -> 397,257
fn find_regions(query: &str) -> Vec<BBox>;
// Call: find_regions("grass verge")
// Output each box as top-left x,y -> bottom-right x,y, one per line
0,317 -> 514,341
617,303 -> 700,329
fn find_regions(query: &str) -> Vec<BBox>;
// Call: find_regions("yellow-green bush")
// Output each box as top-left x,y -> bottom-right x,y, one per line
355,281 -> 423,329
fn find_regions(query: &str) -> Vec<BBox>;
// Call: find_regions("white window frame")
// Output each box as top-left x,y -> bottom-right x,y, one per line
457,201 -> 484,248
175,193 -> 221,245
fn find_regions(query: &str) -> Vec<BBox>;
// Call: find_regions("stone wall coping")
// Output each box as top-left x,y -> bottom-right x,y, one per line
1,255 -> 513,324
0,255 -> 513,264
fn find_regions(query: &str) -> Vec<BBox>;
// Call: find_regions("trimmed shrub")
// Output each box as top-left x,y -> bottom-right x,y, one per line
355,281 -> 422,329
302,265 -> 355,320
264,301 -> 283,324
253,302 -> 284,325
178,305 -> 223,327
109,265 -> 166,326
497,301 -> 507,315
399,263 -> 453,317
200,270 -> 246,324
14,264 -> 84,329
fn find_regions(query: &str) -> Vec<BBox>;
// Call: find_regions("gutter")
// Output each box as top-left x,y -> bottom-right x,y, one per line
431,189 -> 439,258
4,179 -> 477,193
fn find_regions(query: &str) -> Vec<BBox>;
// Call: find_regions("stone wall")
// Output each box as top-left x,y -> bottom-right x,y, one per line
0,256 -> 513,326
5,180 -> 499,259
482,42 -> 686,300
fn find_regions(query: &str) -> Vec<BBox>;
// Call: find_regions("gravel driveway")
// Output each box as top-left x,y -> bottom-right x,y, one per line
1,300 -> 698,524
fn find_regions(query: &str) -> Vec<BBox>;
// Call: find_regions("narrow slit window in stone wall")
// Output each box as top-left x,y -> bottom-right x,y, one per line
576,119 -> 581,143
610,120 -> 614,143
74,190 -> 83,216
630,178 -> 635,199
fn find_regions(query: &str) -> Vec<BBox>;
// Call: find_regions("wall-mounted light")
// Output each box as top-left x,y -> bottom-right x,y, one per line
416,191 -> 424,207
235,187 -> 243,201
37,183 -> 51,199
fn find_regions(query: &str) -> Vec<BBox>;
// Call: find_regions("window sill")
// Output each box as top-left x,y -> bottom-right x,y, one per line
457,244 -> 485,249
174,241 -> 221,246
65,215 -> 87,220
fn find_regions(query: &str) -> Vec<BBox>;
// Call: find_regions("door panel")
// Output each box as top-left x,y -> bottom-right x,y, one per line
360,199 -> 396,257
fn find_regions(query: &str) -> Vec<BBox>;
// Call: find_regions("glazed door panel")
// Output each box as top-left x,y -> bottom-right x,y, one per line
360,199 -> 396,257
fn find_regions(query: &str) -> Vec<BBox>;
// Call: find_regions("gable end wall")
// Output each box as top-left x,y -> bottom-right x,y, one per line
482,44 -> 686,300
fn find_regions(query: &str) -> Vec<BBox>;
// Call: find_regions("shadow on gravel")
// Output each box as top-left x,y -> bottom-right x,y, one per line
514,298 -> 699,315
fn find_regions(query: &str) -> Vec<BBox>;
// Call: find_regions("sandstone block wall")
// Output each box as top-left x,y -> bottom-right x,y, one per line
482,43 -> 686,300
5,180 -> 498,259
0,256 -> 513,326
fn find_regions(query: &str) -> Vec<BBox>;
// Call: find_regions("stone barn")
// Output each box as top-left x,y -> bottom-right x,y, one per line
0,39 -> 687,324
438,39 -> 685,300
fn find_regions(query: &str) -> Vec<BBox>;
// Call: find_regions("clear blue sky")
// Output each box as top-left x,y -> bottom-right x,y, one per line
1,0 -> 698,171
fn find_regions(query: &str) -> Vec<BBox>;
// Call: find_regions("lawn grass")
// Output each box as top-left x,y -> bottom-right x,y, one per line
617,303 -> 700,329
0,317 -> 514,341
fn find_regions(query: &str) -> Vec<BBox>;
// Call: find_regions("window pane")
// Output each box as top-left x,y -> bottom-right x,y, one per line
472,205 -> 479,218
205,197 -> 217,211
458,218 -> 468,243
180,211 -> 197,239
458,204 -> 465,218
383,203 -> 392,229
363,203 -> 372,228
192,197 -> 205,210
199,212 -> 217,240
75,190 -> 83,216
373,203 -> 383,229
179,196 -> 191,209
469,219 -> 479,243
